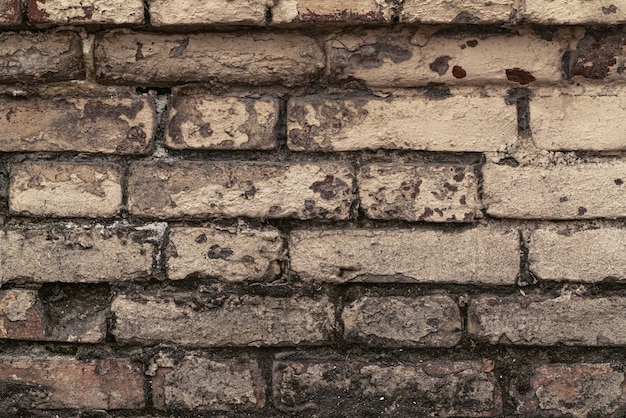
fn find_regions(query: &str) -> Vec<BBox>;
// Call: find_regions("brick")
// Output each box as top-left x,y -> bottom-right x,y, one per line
0,226 -> 154,285
329,29 -> 564,87
152,355 -> 265,410
167,95 -> 279,150
166,226 -> 284,282
529,226 -> 626,283
524,0 -> 626,24
342,295 -> 461,347
482,161 -> 626,219
287,93 -> 517,152
0,96 -> 154,154
0,0 -> 20,25
0,356 -> 144,409
10,162 -> 123,218
531,93 -> 626,151
128,161 -> 355,220
95,30 -> 324,87
468,295 -> 626,346
271,0 -> 392,24
148,0 -> 271,26
290,227 -> 519,284
358,163 -> 481,222
0,31 -> 85,84
0,290 -> 46,341
29,0 -> 144,24
511,363 -> 626,416
273,360 -> 502,415
565,30 -> 626,82
401,0 -> 516,24
112,294 -> 336,346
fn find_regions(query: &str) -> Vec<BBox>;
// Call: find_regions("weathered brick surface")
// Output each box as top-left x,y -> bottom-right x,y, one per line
29,0 -> 144,24
511,363 -> 626,417
529,226 -> 626,283
328,29 -> 564,87
483,162 -> 626,219
0,31 -> 84,84
271,0 -> 392,24
0,290 -> 46,341
0,226 -> 154,284
290,227 -> 519,284
112,294 -> 336,346
469,295 -> 626,346
0,0 -> 20,25
401,0 -> 516,23
0,96 -> 154,154
0,356 -> 145,409
148,0 -> 270,26
531,93 -> 626,151
166,95 -> 279,150
358,163 -> 480,222
95,31 -> 324,87
565,30 -> 626,82
152,355 -> 265,410
166,226 -> 284,281
524,0 -> 626,24
287,93 -> 517,152
342,295 -> 461,347
128,161 -> 355,220
10,162 -> 123,218
273,360 -> 502,415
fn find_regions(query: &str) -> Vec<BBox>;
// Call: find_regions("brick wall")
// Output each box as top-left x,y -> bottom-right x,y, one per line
1,0 -> 625,416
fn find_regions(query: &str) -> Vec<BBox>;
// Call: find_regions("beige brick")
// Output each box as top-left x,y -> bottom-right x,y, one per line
111,294 -> 336,346
289,227 -> 519,284
0,356 -> 145,409
342,295 -> 461,347
469,295 -> 626,346
401,0 -> 516,23
358,163 -> 481,222
0,290 -> 46,341
0,31 -> 85,84
271,0 -> 392,24
531,94 -> 626,151
287,93 -> 517,152
329,29 -> 564,87
128,161 -> 355,220
167,95 -> 278,150
482,162 -> 626,219
273,360 -> 502,415
0,226 -> 154,285
524,0 -> 626,24
148,0 -> 271,26
529,226 -> 626,283
0,97 -> 154,154
95,30 -> 324,87
511,363 -> 626,417
10,162 -> 123,218
166,226 -> 284,281
0,0 -> 20,25
152,355 -> 265,410
29,0 -> 144,24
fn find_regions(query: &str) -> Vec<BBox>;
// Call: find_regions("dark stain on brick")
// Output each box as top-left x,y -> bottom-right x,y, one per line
269,205 -> 282,215
463,212 -> 475,222
615,178 -> 623,185
127,126 -> 146,141
310,175 -> 349,200
28,0 -> 49,22
207,245 -> 233,260
559,196 -> 569,202
5,108 -> 15,122
169,38 -> 189,58
578,206 -> 588,216
602,5 -> 618,14
135,42 -> 144,61
453,172 -> 465,182
460,195 -> 466,205
566,31 -> 626,79
195,233 -> 207,244
429,56 -> 451,75
466,39 -> 479,47
452,65 -> 467,79
331,43 -> 412,70
452,11 -> 480,23
418,207 -> 434,220
506,68 -> 536,85
241,255 -> 255,265
425,84 -> 452,100
241,181 -> 257,200
443,182 -> 458,192
57,34 -> 86,81
400,179 -> 422,199
199,123 -> 213,137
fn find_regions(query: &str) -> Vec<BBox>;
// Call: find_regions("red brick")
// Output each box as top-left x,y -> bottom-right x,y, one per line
0,290 -> 46,341
0,356 -> 145,409
0,0 -> 20,25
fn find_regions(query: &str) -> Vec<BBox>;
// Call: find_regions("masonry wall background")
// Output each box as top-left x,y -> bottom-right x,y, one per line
0,0 -> 625,416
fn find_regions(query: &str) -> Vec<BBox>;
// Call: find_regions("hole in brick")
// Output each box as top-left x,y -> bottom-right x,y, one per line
136,87 -> 171,95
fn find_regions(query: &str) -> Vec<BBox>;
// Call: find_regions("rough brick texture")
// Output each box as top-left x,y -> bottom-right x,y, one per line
401,0 -> 515,24
523,0 -> 626,24
290,227 -> 520,284
0,96 -> 154,153
128,161 -> 355,220
273,360 -> 502,415
272,0 -> 392,24
29,0 -> 144,24
0,0 -> 20,25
